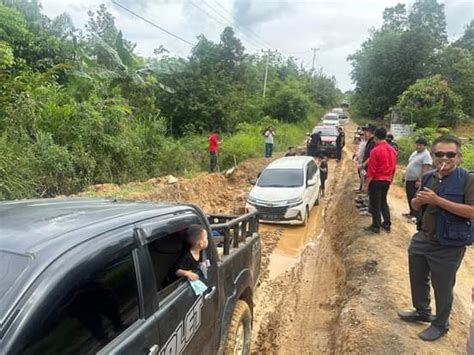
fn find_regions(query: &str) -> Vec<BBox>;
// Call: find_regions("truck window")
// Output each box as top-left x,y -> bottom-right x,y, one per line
146,227 -> 206,300
22,253 -> 139,355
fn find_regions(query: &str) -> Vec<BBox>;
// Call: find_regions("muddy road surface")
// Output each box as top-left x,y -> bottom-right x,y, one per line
85,124 -> 473,354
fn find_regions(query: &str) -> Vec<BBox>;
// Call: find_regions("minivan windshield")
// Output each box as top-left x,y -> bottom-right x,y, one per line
257,168 -> 303,188
313,127 -> 337,136
324,115 -> 338,121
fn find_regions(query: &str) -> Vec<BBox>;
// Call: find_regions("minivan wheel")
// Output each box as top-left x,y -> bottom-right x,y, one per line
224,300 -> 252,355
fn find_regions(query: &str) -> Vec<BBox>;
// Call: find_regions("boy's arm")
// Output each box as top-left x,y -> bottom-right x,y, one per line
176,269 -> 199,281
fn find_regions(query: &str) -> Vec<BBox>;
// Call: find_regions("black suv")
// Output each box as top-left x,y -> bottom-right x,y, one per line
0,198 -> 260,354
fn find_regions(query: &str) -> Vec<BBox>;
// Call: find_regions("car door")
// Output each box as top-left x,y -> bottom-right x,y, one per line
136,211 -> 220,354
15,227 -> 160,355
304,160 -> 319,208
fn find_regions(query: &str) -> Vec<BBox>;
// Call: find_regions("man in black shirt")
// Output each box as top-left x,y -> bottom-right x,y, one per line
169,224 -> 208,282
336,127 -> 345,162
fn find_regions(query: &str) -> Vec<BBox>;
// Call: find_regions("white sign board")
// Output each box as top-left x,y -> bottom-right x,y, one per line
390,123 -> 411,138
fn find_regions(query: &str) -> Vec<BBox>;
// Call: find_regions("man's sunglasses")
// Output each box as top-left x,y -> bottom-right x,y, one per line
433,151 -> 457,158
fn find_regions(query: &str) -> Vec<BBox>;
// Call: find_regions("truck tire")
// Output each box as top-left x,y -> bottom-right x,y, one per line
224,300 -> 252,355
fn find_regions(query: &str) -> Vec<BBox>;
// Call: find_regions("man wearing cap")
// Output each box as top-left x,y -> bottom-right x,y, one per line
403,137 -> 432,222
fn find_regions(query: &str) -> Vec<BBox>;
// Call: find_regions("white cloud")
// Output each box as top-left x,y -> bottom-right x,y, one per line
39,0 -> 474,92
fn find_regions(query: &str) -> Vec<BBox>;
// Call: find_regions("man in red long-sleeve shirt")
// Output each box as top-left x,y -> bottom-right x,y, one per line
362,127 -> 397,233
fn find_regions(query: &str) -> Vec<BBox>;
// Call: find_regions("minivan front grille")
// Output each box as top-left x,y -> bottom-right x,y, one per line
255,205 -> 288,220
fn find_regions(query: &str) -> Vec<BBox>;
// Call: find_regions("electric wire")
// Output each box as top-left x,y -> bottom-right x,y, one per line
112,0 -> 196,47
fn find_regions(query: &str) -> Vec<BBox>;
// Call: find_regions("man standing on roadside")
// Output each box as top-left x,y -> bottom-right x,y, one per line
362,127 -> 397,233
403,137 -> 432,222
356,124 -> 377,215
336,126 -> 345,162
398,135 -> 474,341
264,126 -> 276,158
208,129 -> 220,172
308,130 -> 322,157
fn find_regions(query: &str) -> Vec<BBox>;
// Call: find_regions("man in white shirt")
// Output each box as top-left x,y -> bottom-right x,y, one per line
264,127 -> 276,158
403,137 -> 432,221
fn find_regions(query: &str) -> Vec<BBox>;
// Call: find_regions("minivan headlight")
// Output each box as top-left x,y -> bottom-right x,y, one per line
287,197 -> 303,207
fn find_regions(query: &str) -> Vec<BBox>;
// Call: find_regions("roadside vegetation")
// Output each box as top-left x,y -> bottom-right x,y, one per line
348,0 -> 474,173
0,2 -> 338,200
349,0 -> 474,128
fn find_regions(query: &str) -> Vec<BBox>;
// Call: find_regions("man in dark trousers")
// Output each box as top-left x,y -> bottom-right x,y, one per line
307,130 -> 322,157
336,126 -> 345,162
398,135 -> 474,341
208,129 -> 220,172
403,137 -> 432,222
362,127 -> 397,233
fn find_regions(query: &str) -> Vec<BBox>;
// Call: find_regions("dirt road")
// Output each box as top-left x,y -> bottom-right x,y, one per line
84,125 -> 473,354
252,125 -> 473,354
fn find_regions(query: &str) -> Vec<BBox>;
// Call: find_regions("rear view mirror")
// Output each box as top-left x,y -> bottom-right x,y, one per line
249,178 -> 257,185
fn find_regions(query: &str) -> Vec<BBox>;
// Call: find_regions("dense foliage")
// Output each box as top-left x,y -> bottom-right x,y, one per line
0,2 -> 339,200
349,0 -> 474,126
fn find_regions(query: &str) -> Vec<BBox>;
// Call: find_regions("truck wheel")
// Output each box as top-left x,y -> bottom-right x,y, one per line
224,300 -> 252,355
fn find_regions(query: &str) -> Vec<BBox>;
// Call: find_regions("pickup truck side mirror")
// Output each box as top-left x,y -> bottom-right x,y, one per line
249,178 -> 257,186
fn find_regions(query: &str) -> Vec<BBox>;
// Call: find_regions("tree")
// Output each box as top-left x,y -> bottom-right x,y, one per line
349,0 -> 448,119
382,3 -> 408,31
436,46 -> 474,116
454,20 -> 474,54
398,75 -> 463,127
408,0 -> 447,46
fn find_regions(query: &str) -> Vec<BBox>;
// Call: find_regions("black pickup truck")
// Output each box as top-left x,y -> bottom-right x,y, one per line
0,198 -> 261,354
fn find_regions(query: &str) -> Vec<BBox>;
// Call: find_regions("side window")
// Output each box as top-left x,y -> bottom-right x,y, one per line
146,225 -> 206,301
23,253 -> 140,355
307,161 -> 316,180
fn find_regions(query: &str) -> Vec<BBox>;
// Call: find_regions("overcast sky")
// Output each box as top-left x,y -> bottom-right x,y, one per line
40,0 -> 473,92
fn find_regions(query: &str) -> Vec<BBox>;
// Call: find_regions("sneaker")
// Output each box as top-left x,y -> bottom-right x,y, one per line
363,225 -> 380,234
402,213 -> 413,218
381,224 -> 391,233
358,207 -> 369,212
359,211 -> 371,216
408,217 -> 417,224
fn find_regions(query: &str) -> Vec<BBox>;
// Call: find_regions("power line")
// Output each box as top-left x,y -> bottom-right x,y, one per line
210,0 -> 274,49
188,0 -> 262,51
111,0 -> 196,47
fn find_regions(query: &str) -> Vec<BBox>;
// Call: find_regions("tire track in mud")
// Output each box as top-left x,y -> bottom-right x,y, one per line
252,145 -> 357,354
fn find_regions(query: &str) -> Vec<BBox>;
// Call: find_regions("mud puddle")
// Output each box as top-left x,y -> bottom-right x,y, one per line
261,204 -> 325,280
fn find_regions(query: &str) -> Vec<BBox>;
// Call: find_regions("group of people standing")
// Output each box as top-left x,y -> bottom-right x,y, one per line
353,124 -> 397,233
353,126 -> 473,343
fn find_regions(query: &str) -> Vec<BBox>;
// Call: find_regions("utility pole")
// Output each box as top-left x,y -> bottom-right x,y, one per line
262,49 -> 278,98
311,47 -> 320,73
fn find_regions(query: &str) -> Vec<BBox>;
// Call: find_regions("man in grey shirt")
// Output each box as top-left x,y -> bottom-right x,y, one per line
403,137 -> 432,220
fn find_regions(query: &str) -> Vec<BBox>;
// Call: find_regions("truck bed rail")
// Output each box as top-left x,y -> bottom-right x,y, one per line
208,211 -> 259,256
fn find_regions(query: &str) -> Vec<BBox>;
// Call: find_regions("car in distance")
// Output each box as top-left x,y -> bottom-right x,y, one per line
245,156 -> 320,225
312,125 -> 338,157
331,108 -> 350,125
322,112 -> 340,126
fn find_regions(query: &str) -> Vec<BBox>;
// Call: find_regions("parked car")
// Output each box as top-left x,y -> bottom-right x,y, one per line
322,112 -> 340,126
331,108 -> 350,125
0,198 -> 261,355
246,156 -> 320,225
312,125 -> 338,157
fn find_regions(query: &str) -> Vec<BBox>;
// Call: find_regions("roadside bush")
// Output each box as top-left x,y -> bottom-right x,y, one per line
398,75 -> 464,127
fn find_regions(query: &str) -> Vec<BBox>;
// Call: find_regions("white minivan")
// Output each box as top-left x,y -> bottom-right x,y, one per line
245,156 -> 320,225
322,113 -> 340,126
